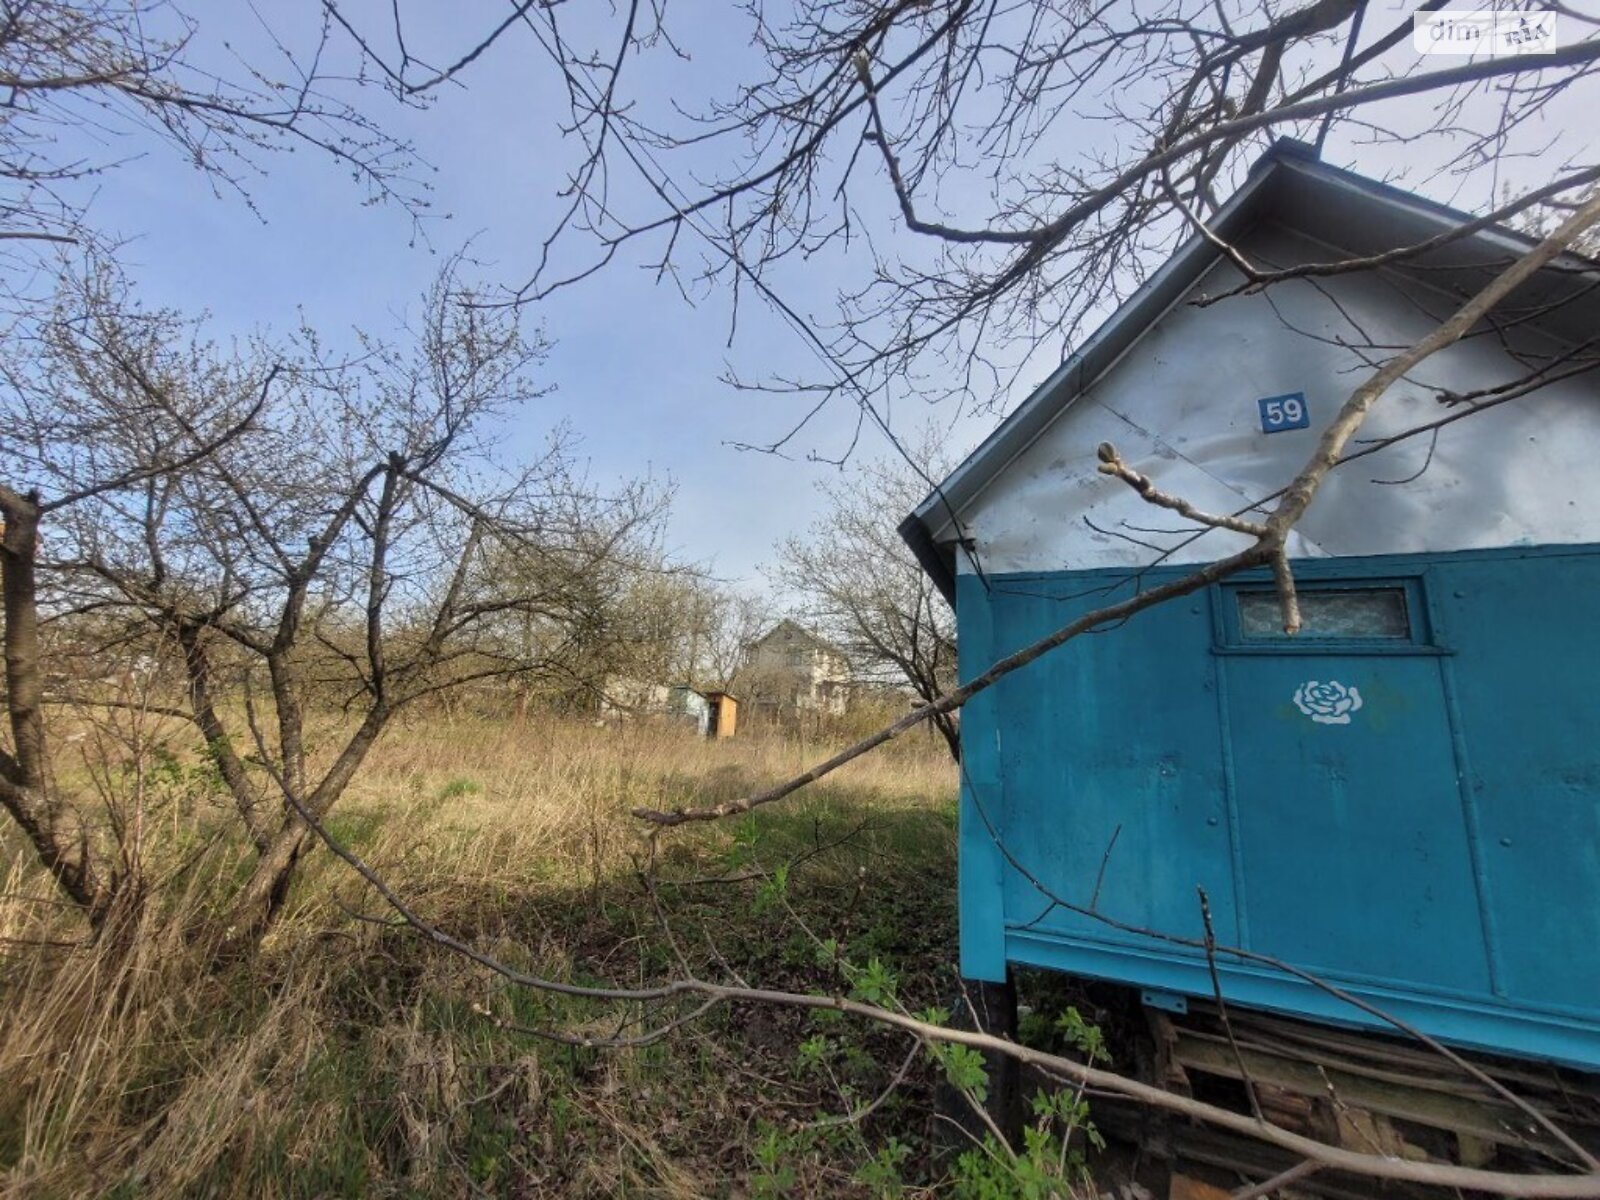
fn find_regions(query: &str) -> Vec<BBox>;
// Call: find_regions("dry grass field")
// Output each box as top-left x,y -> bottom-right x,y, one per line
0,715 -> 977,1198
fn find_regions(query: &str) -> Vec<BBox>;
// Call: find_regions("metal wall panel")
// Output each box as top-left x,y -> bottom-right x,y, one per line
943,224 -> 1600,577
956,546 -> 1600,1069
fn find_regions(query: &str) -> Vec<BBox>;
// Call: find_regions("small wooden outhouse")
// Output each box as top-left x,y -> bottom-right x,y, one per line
705,691 -> 738,739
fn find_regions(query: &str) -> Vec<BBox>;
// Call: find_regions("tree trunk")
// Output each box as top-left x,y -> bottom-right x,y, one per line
220,703 -> 391,946
221,824 -> 309,948
0,494 -> 106,916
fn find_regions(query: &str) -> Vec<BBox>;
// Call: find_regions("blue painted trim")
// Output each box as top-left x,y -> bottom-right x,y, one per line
1419,562 -> 1506,995
1210,644 -> 1454,658
1007,921 -> 1600,1014
956,572 -> 1008,983
1005,930 -> 1600,1071
986,542 -> 1600,588
1436,645 -> 1506,999
1208,635 -> 1251,951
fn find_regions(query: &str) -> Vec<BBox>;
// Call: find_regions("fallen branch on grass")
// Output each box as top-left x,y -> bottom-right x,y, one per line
271,760 -> 1600,1196
262,195 -> 1600,1196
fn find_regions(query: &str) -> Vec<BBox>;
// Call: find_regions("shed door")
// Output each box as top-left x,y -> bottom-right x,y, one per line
1216,581 -> 1492,995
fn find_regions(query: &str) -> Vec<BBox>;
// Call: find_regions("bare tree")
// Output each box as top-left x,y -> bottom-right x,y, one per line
338,3 -> 1598,431
0,0 -> 424,281
774,439 -> 959,758
0,256 -> 663,940
475,538 -> 729,714
699,587 -> 773,693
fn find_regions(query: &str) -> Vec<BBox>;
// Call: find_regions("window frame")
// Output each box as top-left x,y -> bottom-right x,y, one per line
1210,573 -> 1447,656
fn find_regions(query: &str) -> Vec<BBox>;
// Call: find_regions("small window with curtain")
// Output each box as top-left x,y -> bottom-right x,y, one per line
1235,586 -> 1412,641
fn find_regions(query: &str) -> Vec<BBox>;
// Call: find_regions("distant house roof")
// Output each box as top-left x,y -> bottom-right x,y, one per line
669,683 -> 739,702
900,138 -> 1600,603
751,619 -> 849,662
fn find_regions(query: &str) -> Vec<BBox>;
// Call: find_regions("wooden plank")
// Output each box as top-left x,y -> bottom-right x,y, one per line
1172,1029 -> 1558,1153
1091,1098 -> 1442,1200
1169,1173 -> 1231,1200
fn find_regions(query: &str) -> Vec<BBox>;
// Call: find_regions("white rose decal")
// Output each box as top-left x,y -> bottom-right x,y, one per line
1293,680 -> 1363,726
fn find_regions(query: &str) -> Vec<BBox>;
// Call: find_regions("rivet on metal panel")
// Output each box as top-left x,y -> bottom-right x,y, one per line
1500,837 -> 1513,848
1206,816 -> 1219,827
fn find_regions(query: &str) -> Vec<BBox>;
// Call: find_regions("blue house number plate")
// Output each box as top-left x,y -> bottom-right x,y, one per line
1258,392 -> 1309,433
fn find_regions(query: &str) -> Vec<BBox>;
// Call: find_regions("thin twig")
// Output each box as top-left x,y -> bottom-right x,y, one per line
1199,886 -> 1265,1125
1096,442 -> 1268,537
806,1037 -> 921,1130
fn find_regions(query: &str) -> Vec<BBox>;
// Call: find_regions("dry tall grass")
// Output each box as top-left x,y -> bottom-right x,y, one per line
0,715 -> 959,1198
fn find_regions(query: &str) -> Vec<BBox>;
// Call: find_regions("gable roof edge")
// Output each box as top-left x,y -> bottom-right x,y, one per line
904,146 -> 1289,602
902,139 -> 1600,605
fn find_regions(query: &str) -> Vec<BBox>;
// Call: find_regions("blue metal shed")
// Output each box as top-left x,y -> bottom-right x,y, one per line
900,141 -> 1600,1071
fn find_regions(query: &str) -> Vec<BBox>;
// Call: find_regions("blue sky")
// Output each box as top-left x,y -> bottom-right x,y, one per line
62,1 -> 940,589
50,2 -> 1590,588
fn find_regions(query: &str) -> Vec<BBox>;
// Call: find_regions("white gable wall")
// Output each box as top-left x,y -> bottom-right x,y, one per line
940,222 -> 1600,575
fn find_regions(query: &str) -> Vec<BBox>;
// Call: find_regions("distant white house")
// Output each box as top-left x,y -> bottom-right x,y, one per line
738,620 -> 852,718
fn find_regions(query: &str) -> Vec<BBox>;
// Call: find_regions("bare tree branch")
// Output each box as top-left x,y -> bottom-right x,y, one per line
636,189 -> 1600,824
